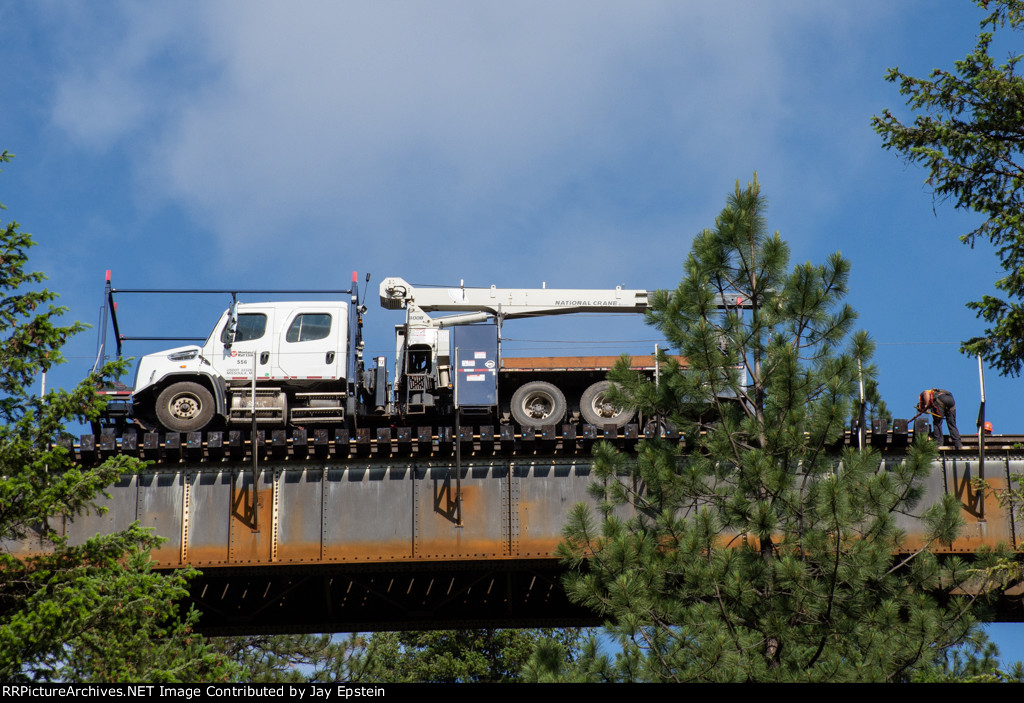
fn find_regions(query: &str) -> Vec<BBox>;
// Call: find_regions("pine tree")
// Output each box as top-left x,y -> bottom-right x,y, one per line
212,634 -> 376,682
0,151 -> 236,681
214,629 -> 585,683
556,176 -> 990,682
360,629 -> 584,683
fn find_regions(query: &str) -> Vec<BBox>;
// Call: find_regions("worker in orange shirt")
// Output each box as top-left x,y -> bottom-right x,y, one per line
915,389 -> 962,450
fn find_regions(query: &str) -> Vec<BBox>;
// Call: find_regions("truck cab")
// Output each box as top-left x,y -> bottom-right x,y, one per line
132,301 -> 351,432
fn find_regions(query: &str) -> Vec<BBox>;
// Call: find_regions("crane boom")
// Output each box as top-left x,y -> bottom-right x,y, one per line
379,276 -> 751,327
379,276 -> 650,320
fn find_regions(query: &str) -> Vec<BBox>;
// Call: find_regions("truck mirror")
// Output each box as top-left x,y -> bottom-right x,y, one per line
225,297 -> 239,348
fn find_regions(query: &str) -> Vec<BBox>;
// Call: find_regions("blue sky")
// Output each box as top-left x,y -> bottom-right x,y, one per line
2,0 -> 1021,663
2,1 -> 1011,432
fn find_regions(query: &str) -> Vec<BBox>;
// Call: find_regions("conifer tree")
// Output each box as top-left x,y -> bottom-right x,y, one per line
213,634 -> 375,682
215,629 -> 585,683
556,176 -> 990,682
0,151 -> 236,681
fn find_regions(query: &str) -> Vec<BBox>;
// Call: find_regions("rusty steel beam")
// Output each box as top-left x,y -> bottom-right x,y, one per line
7,446 -> 1024,632
10,453 -> 1023,566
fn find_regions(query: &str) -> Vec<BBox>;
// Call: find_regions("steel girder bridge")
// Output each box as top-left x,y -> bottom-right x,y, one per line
6,422 -> 1024,634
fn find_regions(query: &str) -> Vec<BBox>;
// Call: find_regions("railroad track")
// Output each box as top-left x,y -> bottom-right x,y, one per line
65,422 -> 1024,464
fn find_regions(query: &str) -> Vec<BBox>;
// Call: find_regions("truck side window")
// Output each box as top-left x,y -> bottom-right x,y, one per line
286,313 -> 332,343
221,313 -> 267,344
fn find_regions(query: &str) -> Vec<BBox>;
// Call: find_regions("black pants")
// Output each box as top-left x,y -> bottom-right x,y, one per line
932,393 -> 962,449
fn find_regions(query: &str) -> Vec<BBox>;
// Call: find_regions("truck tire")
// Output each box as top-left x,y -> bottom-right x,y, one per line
579,380 -> 635,428
156,382 -> 215,433
510,381 -> 567,426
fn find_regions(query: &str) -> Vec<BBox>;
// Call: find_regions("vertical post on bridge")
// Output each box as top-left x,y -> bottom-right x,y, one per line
454,345 -> 463,528
857,358 -> 866,453
977,353 -> 986,521
251,345 -> 259,532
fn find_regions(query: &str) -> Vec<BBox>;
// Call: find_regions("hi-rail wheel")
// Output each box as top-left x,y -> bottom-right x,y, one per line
644,417 -> 677,438
579,380 -> 635,428
156,381 -> 215,433
510,381 -> 567,426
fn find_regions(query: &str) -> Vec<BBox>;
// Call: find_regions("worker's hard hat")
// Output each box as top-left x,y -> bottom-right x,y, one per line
984,421 -> 994,434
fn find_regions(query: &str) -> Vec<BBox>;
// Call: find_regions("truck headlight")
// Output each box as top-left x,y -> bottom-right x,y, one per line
167,350 -> 199,361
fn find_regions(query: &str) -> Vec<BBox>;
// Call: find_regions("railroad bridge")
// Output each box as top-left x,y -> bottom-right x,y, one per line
6,422 -> 1024,634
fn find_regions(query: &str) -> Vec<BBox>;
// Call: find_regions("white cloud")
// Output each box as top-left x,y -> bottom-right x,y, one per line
47,2 -> 202,149
44,1 -> 887,283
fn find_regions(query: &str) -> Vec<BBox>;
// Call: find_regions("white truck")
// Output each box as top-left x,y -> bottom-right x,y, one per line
101,274 -> 747,433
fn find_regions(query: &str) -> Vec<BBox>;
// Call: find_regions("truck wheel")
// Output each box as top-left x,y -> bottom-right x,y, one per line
510,381 -> 567,426
579,381 -> 635,428
156,382 -> 215,432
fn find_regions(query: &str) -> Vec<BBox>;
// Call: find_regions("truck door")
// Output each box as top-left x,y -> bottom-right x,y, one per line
209,307 -> 277,385
275,307 -> 346,382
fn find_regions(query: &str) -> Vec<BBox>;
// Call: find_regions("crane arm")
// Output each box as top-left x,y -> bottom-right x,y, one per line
380,276 -> 752,324
379,276 -> 650,319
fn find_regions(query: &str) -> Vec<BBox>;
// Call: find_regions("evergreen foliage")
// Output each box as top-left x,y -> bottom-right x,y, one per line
357,629 -> 574,683
213,634 -> 375,682
913,637 -> 1023,683
215,629 -> 583,683
0,151 -> 236,681
874,0 -> 1024,376
555,176 -> 991,682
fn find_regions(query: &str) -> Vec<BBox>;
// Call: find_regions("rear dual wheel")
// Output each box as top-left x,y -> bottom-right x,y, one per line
509,380 -> 636,429
579,380 -> 635,428
510,381 -> 567,426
